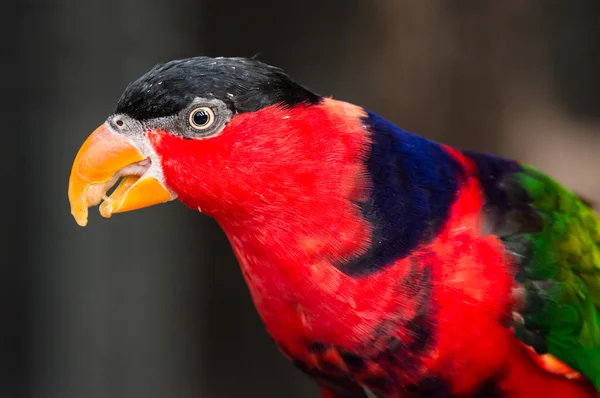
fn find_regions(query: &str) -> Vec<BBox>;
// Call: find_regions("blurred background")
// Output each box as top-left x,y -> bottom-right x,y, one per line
3,1 -> 600,397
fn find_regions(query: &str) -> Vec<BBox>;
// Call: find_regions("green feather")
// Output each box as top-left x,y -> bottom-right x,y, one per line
511,164 -> 600,390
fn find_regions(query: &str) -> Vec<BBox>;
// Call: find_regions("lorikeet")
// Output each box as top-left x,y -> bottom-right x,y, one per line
68,57 -> 600,397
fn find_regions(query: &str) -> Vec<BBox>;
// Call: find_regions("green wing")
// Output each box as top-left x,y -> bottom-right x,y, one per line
498,164 -> 600,389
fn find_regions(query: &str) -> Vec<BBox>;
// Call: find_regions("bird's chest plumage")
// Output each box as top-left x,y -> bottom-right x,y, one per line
225,207 -> 522,397
230,239 -> 446,397
219,160 -> 521,397
231,243 -> 401,351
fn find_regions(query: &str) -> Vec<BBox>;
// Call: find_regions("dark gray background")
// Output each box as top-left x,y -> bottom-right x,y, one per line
3,1 -> 600,397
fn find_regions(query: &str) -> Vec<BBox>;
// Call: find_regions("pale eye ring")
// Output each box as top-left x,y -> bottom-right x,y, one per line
188,107 -> 215,130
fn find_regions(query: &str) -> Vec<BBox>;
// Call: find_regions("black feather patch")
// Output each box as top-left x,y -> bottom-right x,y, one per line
115,56 -> 321,121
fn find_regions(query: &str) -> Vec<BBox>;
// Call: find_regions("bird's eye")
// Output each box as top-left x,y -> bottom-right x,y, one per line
188,107 -> 215,130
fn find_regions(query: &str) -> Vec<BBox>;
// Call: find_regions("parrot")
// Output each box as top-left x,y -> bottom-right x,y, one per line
67,56 -> 600,397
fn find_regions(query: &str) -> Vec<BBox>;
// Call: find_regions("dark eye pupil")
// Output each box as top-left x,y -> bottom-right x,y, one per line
193,110 -> 209,126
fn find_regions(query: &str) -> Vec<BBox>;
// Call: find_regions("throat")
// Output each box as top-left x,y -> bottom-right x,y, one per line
213,188 -> 374,352
217,193 -> 373,292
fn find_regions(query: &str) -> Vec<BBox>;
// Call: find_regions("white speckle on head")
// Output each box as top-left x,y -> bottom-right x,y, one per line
227,93 -> 234,98
197,206 -> 203,213
282,115 -> 290,119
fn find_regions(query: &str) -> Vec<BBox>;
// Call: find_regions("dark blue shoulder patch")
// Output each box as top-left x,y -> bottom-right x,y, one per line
337,110 -> 465,276
460,150 -> 522,216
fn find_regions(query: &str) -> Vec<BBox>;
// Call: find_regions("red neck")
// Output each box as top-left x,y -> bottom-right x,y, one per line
153,98 -> 374,288
213,100 -> 373,296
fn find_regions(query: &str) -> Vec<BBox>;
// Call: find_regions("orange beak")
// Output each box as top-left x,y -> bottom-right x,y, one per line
68,123 -> 175,227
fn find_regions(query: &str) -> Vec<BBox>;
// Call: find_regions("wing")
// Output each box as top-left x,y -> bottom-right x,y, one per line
465,151 -> 600,390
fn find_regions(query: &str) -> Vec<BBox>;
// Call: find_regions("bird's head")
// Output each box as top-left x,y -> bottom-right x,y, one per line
68,56 -> 370,227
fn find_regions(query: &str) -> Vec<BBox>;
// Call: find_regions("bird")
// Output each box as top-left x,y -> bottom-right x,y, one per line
68,56 -> 600,397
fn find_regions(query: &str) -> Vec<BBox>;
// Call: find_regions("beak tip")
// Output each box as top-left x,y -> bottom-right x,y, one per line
71,214 -> 89,227
71,207 -> 89,227
99,203 -> 114,219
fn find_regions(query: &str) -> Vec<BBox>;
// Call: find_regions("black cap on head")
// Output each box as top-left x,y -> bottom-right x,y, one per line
115,56 -> 321,121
